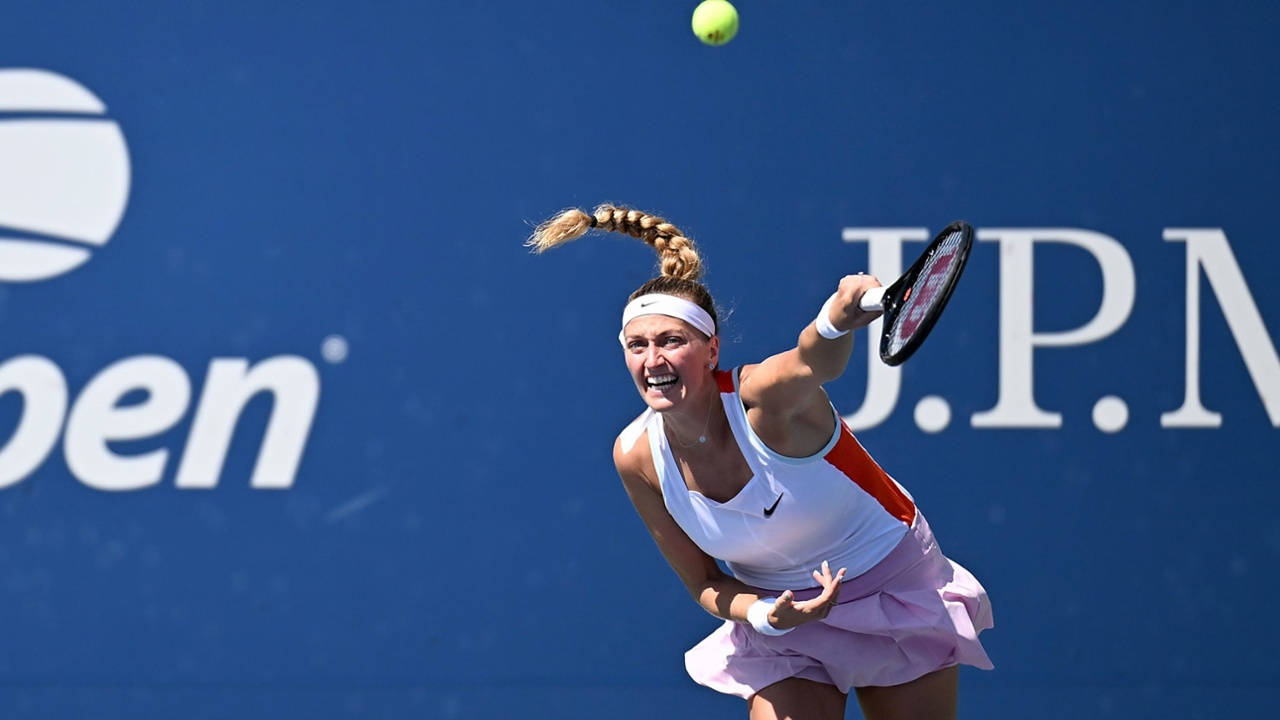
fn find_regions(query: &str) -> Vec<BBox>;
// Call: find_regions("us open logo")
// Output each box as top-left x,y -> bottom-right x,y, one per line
0,68 -> 129,281
0,69 -> 327,492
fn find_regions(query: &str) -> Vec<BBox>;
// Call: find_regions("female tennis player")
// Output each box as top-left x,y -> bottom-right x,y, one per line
528,205 -> 993,720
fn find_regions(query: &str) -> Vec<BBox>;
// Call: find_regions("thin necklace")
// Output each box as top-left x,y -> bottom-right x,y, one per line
669,393 -> 716,448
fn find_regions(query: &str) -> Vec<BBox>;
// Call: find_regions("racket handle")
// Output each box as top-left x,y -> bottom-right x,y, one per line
859,286 -> 886,312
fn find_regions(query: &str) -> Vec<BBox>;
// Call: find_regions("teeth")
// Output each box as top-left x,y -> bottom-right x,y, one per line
646,374 -> 677,386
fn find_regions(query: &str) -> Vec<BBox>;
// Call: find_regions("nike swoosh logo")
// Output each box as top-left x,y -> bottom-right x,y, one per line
763,493 -> 783,517
639,300 -> 658,307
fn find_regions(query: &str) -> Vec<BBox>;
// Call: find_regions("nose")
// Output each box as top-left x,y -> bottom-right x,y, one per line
643,344 -> 665,368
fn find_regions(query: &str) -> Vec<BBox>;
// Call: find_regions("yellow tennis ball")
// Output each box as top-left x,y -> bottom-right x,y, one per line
691,0 -> 739,46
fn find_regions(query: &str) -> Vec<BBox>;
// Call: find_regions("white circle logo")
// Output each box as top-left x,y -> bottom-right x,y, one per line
0,68 -> 130,281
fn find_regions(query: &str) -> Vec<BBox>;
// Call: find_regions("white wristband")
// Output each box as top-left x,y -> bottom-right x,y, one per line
814,293 -> 849,340
747,598 -> 793,636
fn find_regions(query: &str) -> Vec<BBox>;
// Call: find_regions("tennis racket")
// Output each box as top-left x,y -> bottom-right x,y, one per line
857,220 -> 974,366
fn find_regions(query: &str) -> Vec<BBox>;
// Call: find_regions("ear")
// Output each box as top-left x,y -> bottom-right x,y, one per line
707,334 -> 720,369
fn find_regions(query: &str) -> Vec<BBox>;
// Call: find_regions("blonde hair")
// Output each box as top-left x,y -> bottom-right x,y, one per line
526,204 -> 704,281
526,203 -> 719,338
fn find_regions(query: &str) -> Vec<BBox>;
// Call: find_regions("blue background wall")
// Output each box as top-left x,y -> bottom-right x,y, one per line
2,2 -> 1277,717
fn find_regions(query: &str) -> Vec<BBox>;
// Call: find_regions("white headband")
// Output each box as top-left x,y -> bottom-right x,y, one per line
618,293 -> 716,345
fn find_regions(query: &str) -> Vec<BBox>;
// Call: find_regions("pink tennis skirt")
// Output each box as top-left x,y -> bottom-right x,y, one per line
684,513 -> 994,698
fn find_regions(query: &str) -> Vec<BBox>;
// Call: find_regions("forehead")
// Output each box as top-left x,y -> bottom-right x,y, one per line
622,313 -> 699,337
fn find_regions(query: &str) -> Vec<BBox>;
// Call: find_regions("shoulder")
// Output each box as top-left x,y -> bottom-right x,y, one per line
613,410 -> 657,487
735,363 -> 760,402
615,409 -> 653,458
712,366 -> 738,393
738,361 -> 839,454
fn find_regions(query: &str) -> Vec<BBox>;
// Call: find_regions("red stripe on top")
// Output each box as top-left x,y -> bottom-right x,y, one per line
824,420 -> 916,524
715,369 -> 736,393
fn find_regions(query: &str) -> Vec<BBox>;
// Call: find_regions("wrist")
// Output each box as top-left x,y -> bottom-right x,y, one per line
814,293 -> 849,340
747,598 -> 793,636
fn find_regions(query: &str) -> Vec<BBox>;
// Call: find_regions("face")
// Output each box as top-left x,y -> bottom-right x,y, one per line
622,314 -> 720,412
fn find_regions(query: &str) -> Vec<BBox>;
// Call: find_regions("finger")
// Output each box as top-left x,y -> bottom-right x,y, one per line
823,568 -> 845,595
828,569 -> 847,600
791,598 -> 819,613
811,581 -> 838,606
797,594 -> 834,615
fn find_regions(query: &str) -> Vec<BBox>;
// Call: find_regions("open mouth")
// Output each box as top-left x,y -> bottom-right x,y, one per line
645,374 -> 678,390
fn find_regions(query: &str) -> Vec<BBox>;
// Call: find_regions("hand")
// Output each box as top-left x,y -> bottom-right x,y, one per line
768,561 -> 848,630
827,273 -> 883,332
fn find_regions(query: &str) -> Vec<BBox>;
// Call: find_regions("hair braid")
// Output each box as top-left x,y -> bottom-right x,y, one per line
526,202 -> 719,339
526,204 -> 704,281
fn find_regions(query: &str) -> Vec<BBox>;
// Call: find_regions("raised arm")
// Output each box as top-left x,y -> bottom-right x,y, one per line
742,271 -> 880,427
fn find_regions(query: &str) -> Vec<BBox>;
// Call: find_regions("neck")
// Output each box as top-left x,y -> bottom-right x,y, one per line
663,383 -> 721,447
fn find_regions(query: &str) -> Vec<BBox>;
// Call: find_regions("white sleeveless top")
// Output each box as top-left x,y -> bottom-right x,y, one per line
625,368 -> 915,591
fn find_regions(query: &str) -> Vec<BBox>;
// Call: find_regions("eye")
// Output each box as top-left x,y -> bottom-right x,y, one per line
661,336 -> 686,348
626,339 -> 646,352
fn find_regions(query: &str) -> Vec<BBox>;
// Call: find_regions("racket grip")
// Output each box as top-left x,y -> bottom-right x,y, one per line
858,286 -> 886,312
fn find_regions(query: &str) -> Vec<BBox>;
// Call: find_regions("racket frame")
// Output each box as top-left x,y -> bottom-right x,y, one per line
870,220 -> 974,366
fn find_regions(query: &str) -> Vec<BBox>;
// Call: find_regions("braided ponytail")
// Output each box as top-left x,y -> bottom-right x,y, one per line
526,203 -> 719,336
526,204 -> 704,281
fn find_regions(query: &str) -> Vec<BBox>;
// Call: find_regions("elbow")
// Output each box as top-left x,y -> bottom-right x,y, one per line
690,575 -> 734,620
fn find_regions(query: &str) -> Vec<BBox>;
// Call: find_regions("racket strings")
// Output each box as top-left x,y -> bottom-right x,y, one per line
885,230 -> 965,355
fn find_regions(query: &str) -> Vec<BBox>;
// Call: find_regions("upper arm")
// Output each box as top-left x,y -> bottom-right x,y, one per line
736,348 -> 843,457
738,348 -> 828,419
740,276 -> 876,419
612,434 -> 725,596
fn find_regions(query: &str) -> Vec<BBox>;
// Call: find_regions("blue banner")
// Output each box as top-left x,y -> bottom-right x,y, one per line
1,2 -> 1276,718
